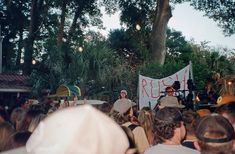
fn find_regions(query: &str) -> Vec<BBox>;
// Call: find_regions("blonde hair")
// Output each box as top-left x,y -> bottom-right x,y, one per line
28,114 -> 46,132
138,108 -> 153,133
138,107 -> 154,144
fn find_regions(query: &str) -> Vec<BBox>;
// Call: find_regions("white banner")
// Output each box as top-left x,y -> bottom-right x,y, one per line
138,64 -> 190,109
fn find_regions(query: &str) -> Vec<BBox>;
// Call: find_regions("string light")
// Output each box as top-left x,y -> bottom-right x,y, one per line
228,81 -> 232,85
78,47 -> 83,52
32,59 -> 36,65
136,24 -> 141,31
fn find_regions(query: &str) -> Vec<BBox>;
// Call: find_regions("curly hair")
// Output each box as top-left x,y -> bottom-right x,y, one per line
153,107 -> 182,144
109,110 -> 129,125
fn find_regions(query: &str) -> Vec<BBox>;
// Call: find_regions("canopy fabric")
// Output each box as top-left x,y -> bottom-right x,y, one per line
56,85 -> 81,97
76,100 -> 106,105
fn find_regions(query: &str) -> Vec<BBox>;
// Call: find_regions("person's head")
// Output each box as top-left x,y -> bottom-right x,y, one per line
98,102 -> 113,115
216,102 -> 235,131
120,90 -> 128,99
196,109 -> 211,117
194,114 -> 235,154
28,113 -> 46,133
3,131 -> 31,151
10,107 -> 25,129
165,87 -> 174,96
0,108 -> 9,123
153,107 -> 185,144
109,103 -> 135,125
26,105 -> 129,154
112,99 -> 134,118
17,108 -> 43,132
0,122 -> 15,151
182,110 -> 200,138
138,107 -> 154,133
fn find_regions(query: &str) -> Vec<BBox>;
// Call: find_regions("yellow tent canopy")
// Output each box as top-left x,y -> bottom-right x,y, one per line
55,85 -> 81,97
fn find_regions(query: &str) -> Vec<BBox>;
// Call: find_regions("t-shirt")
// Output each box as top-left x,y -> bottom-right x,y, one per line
182,140 -> 196,149
144,144 -> 199,154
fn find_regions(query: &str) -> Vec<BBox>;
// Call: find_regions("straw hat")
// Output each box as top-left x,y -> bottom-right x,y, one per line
215,95 -> 235,107
159,96 -> 185,108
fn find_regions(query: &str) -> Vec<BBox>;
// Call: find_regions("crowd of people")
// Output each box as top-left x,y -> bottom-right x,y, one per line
0,88 -> 235,154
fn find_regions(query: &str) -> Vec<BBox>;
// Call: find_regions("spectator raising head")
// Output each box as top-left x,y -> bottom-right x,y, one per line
194,114 -> 235,154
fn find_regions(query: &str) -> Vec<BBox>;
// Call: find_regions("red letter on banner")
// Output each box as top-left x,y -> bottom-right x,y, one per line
141,79 -> 149,97
150,80 -> 160,99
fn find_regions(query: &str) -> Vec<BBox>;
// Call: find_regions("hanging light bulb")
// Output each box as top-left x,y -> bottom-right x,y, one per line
136,24 -> 141,31
78,47 -> 83,52
32,59 -> 36,65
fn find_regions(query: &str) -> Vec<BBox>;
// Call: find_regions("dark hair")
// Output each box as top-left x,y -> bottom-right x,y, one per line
195,114 -> 235,143
0,108 -> 9,122
0,122 -> 15,151
153,107 -> 182,144
121,126 -> 136,148
3,131 -> 31,151
98,103 -> 112,115
182,110 -> 199,136
216,102 -> 235,124
109,110 -> 129,125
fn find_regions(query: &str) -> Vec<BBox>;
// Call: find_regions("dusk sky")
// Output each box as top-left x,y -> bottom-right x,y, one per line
99,2 -> 235,50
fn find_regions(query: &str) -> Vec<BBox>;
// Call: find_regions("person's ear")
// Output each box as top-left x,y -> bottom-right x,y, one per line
232,140 -> 235,151
194,141 -> 201,151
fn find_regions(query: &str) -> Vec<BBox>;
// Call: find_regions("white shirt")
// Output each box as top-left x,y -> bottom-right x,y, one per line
145,144 -> 199,154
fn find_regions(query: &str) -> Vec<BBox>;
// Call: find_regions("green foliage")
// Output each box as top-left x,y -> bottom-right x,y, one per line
1,0 -> 235,100
108,28 -> 151,65
189,0 -> 235,36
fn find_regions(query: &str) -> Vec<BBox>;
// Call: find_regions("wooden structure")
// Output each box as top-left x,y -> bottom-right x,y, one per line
0,74 -> 31,107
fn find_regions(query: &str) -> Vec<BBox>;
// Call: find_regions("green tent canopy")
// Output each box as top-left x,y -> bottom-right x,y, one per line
55,85 -> 81,97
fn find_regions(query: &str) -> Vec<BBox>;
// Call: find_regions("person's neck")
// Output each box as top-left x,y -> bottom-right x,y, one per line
185,134 -> 197,141
163,138 -> 181,145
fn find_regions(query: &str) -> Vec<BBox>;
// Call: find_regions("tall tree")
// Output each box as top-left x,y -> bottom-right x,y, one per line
23,0 -> 44,75
150,0 -> 172,64
104,0 -> 235,64
0,0 -> 29,71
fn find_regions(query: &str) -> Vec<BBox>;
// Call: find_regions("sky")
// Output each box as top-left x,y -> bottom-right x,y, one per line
99,2 -> 235,50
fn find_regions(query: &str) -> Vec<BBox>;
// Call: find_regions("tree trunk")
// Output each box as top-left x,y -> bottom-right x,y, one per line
67,10 -> 80,43
57,0 -> 67,47
23,0 -> 43,75
16,29 -> 23,67
150,0 -> 172,65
